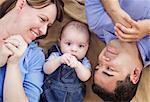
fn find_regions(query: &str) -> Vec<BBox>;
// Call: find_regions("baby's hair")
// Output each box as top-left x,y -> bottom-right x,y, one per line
60,20 -> 90,42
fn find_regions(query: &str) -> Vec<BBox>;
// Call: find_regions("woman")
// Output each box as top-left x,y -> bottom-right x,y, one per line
0,0 -> 64,102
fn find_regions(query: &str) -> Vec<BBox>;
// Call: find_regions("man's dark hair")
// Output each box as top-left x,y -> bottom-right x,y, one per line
92,74 -> 142,102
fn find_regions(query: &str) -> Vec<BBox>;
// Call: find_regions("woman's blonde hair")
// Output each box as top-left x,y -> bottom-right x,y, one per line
0,0 -> 64,21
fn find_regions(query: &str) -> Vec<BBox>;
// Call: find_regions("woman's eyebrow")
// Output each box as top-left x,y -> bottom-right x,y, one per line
40,14 -> 49,21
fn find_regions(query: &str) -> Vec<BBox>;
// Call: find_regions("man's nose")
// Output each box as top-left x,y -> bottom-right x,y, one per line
95,64 -> 107,71
39,25 -> 48,35
100,57 -> 111,68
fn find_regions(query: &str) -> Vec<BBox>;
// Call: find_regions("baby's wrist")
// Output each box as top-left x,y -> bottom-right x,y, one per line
74,61 -> 81,69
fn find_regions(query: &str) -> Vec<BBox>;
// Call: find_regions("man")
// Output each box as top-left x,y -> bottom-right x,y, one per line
85,0 -> 150,101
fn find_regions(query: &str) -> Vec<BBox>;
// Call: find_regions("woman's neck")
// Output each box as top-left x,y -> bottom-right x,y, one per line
0,21 -> 10,40
0,9 -> 17,40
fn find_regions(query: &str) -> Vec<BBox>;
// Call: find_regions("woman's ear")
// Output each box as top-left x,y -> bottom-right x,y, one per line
130,67 -> 142,84
15,0 -> 26,10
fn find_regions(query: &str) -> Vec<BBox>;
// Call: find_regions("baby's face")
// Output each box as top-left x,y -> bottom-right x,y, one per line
60,28 -> 89,60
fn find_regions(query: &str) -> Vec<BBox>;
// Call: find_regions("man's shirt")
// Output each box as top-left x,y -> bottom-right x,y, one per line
85,0 -> 150,67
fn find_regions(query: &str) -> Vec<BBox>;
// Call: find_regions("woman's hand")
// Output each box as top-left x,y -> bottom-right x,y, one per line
4,35 -> 27,66
0,44 -> 13,67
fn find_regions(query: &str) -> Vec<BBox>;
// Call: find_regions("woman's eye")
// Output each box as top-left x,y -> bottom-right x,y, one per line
40,17 -> 46,22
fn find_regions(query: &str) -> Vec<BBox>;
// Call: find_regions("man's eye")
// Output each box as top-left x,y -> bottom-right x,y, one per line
107,67 -> 114,71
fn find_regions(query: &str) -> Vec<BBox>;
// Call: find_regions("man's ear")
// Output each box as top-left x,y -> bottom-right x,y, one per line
130,67 -> 142,84
15,0 -> 26,10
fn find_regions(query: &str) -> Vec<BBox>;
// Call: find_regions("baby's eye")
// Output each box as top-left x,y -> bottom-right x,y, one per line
66,42 -> 71,46
79,45 -> 84,48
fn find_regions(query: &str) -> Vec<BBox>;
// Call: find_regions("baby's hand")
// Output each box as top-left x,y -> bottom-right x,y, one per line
60,53 -> 72,65
67,55 -> 79,68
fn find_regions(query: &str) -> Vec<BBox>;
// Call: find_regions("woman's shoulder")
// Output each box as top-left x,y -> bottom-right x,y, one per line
26,42 -> 45,60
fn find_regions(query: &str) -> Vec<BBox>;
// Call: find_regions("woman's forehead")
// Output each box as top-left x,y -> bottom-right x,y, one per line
27,0 -> 53,8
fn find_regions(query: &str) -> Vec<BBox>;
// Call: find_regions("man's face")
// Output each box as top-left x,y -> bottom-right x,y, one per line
94,40 -> 140,92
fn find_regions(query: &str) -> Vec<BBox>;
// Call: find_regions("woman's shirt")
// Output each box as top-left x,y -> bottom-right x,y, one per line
0,42 -> 45,102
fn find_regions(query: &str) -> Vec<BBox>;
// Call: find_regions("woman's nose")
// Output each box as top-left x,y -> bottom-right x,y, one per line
39,25 -> 48,35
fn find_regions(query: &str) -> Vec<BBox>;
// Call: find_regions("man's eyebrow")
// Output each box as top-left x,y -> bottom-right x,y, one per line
102,71 -> 114,77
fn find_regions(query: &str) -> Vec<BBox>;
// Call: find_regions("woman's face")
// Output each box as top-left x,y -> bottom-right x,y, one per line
14,2 -> 57,43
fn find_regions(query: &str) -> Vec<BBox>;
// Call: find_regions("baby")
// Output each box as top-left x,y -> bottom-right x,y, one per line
41,21 -> 91,102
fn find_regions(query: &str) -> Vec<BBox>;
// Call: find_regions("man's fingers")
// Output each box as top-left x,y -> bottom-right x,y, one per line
115,27 -> 138,39
115,33 -> 138,42
115,23 -> 136,34
124,16 -> 137,27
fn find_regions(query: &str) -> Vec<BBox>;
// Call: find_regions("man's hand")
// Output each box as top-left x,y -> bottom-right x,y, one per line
115,19 -> 150,42
100,0 -> 134,28
110,8 -> 134,28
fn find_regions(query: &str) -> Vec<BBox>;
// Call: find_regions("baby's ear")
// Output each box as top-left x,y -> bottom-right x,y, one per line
15,0 -> 26,10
